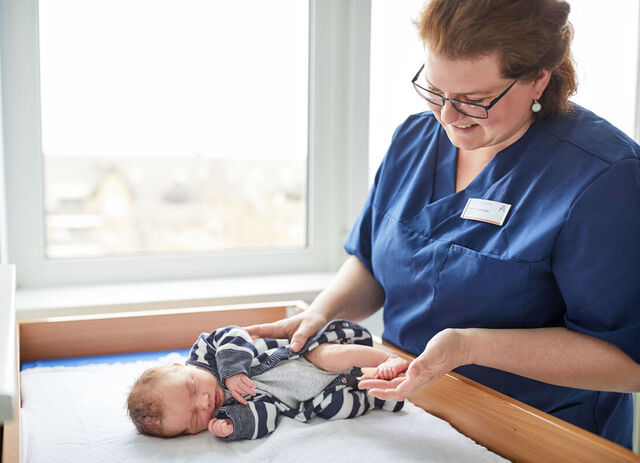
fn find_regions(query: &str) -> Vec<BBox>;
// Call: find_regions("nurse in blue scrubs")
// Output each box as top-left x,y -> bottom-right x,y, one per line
248,0 -> 640,448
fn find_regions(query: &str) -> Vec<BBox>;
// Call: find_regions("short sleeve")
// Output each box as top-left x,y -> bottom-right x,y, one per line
343,168 -> 380,273
343,120 -> 403,272
552,158 -> 640,363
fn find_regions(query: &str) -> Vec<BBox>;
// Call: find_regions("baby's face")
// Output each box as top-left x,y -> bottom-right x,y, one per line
157,364 -> 225,436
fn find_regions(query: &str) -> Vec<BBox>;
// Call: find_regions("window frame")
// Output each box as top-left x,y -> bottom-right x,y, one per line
1,0 -> 372,288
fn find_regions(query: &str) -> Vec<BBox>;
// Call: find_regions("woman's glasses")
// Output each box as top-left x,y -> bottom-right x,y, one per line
411,64 -> 519,119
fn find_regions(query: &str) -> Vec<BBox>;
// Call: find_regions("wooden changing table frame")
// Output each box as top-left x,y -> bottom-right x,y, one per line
2,300 -> 639,463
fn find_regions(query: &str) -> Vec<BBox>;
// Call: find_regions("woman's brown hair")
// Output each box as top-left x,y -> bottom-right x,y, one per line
418,0 -> 577,119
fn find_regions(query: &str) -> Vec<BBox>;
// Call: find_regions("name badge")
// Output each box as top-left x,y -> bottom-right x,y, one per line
461,198 -> 511,226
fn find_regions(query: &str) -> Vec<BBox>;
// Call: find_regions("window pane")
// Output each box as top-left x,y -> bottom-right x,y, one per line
568,0 -> 638,139
369,0 -> 425,184
38,0 -> 309,258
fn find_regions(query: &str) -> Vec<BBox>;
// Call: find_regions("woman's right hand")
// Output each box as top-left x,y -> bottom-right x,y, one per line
245,311 -> 328,352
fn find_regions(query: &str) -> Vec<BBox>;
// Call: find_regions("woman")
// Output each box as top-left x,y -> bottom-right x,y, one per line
248,0 -> 640,448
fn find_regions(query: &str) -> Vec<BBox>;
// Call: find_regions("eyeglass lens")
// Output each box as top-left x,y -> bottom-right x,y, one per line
416,88 -> 488,118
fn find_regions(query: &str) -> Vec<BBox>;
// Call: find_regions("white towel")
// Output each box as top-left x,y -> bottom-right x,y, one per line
20,353 -> 508,463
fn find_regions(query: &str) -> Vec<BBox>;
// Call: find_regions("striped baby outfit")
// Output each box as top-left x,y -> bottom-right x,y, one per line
186,319 -> 404,440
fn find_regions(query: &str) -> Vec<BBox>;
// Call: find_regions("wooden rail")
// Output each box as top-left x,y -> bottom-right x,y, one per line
3,302 -> 639,462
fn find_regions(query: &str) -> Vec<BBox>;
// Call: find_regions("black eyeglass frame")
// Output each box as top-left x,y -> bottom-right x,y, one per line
411,64 -> 519,119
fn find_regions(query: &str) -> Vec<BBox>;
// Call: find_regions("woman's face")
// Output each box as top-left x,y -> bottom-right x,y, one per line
422,47 -> 549,154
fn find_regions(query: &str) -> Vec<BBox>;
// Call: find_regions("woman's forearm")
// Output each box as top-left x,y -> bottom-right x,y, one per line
462,326 -> 640,393
308,256 -> 385,323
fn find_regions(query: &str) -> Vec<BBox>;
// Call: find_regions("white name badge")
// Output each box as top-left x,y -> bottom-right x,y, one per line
461,198 -> 511,226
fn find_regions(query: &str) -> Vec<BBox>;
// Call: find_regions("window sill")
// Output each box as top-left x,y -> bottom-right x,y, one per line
15,272 -> 335,321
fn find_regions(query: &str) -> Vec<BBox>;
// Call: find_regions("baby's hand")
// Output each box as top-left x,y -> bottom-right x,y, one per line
224,373 -> 256,405
208,418 -> 234,437
374,357 -> 410,380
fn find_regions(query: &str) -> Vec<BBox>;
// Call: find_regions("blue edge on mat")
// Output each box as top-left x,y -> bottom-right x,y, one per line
21,348 -> 191,370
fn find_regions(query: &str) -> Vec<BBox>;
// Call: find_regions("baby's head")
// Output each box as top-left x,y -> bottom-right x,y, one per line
127,363 -> 224,437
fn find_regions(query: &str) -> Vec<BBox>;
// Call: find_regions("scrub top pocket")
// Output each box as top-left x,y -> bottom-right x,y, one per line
432,243 -> 531,328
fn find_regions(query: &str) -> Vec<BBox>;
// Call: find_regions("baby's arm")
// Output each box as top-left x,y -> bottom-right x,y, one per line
304,344 -> 409,378
199,326 -> 257,403
209,326 -> 255,379
212,400 -> 281,440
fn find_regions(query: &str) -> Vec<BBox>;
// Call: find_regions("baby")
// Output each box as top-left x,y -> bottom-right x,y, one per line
127,319 -> 409,440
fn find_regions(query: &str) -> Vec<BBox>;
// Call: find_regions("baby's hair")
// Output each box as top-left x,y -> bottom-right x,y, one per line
127,364 -> 178,437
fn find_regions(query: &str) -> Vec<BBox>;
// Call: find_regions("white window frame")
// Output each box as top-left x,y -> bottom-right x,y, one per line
0,0 -> 372,288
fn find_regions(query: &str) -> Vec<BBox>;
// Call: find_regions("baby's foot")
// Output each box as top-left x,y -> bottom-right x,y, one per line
374,357 -> 410,380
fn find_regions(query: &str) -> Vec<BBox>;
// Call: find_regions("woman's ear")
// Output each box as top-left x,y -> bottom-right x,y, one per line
533,69 -> 552,98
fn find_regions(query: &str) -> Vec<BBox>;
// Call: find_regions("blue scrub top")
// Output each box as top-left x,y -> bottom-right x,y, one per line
345,105 -> 640,448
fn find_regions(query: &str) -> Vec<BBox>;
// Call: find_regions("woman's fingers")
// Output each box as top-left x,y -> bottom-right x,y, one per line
358,376 -> 404,391
289,323 -> 317,352
359,376 -> 420,401
359,350 -> 449,401
245,318 -> 295,340
289,312 -> 330,351
245,312 -> 328,353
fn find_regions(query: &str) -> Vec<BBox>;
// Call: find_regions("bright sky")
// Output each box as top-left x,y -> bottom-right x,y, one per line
38,0 -> 309,159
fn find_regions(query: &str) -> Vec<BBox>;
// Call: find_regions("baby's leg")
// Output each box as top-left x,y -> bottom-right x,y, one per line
304,343 -> 407,374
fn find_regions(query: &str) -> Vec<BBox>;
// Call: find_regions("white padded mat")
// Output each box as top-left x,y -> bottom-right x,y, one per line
20,353 -> 509,463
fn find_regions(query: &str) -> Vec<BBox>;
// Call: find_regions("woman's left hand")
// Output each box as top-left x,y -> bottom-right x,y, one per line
358,328 -> 471,401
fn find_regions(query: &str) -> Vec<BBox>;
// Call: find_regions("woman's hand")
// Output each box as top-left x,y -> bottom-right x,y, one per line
224,373 -> 256,405
208,418 -> 234,437
245,311 -> 329,352
358,328 -> 471,401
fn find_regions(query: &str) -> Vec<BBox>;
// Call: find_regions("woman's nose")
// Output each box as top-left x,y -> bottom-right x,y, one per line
439,100 -> 463,125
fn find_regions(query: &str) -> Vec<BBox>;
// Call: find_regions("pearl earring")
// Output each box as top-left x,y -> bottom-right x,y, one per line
531,99 -> 542,113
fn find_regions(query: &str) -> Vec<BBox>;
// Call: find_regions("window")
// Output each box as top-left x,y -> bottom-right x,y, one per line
568,0 -> 639,138
3,0 -> 368,287
369,0 -> 640,182
39,0 -> 308,258
369,0 -> 426,184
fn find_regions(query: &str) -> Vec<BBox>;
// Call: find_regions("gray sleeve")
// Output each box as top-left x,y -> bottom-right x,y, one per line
215,400 -> 280,441
216,350 -> 253,380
